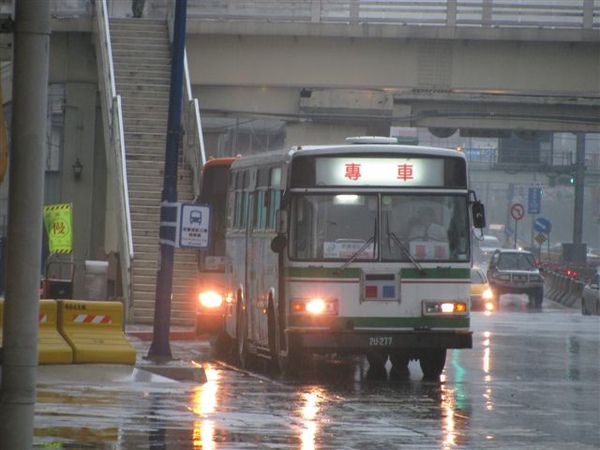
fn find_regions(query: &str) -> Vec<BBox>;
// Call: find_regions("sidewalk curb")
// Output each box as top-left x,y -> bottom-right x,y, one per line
126,329 -> 206,342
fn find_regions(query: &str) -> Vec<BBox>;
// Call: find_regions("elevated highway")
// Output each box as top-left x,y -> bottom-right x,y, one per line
168,0 -> 600,138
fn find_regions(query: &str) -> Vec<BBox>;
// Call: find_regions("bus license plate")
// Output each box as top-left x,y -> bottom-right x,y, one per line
369,336 -> 393,346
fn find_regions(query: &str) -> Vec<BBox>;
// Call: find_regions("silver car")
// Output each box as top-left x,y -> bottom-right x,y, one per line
486,249 -> 544,309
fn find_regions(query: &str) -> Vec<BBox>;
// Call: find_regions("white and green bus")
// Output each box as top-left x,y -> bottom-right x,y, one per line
197,137 -> 486,378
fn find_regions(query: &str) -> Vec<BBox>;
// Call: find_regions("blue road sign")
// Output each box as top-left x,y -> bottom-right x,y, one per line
528,187 -> 542,214
534,217 -> 552,234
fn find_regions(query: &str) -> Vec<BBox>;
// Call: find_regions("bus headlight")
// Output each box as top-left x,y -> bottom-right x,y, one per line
291,297 -> 338,315
423,301 -> 468,316
198,290 -> 224,309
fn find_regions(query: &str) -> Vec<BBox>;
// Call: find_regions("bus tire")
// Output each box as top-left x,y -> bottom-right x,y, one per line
278,352 -> 295,377
278,345 -> 305,377
419,348 -> 447,380
236,301 -> 250,369
210,332 -> 233,360
389,350 -> 411,378
366,349 -> 388,370
267,299 -> 281,375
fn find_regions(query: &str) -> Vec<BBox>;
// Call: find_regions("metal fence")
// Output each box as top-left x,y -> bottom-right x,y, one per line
185,0 -> 600,30
46,1 -> 600,30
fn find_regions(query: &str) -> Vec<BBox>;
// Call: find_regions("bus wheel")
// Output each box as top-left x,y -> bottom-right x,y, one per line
366,349 -> 388,370
419,349 -> 446,380
389,350 -> 410,378
267,300 -> 281,375
210,332 -> 233,360
278,347 -> 304,377
236,303 -> 250,369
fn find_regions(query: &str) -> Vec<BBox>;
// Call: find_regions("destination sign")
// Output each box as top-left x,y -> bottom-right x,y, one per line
315,157 -> 444,187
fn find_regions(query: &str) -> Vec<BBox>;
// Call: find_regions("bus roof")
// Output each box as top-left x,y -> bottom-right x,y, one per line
230,141 -> 466,170
203,156 -> 239,169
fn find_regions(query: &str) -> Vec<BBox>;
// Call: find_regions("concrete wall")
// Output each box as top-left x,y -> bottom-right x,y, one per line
47,32 -> 106,298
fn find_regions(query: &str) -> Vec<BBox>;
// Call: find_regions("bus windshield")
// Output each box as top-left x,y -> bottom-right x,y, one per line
290,193 -> 470,262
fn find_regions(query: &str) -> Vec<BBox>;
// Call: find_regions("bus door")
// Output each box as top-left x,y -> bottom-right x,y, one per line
245,188 -> 259,340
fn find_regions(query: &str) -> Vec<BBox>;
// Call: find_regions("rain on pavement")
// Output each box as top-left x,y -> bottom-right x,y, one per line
32,298 -> 599,449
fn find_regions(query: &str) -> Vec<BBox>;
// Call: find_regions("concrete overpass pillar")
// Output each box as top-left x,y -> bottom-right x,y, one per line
285,122 -> 372,147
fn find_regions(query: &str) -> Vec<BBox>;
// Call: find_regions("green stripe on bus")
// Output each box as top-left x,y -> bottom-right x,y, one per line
400,267 -> 470,279
287,267 -> 361,278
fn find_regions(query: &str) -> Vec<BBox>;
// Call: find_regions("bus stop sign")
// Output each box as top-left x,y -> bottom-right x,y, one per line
178,203 -> 211,249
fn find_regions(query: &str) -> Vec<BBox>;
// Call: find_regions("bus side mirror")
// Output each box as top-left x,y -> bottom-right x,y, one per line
275,209 -> 287,234
271,234 -> 287,254
472,201 -> 486,229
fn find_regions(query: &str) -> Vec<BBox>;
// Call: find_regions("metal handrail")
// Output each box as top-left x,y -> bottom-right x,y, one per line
183,50 -> 207,198
92,0 -> 134,317
183,0 -> 599,30
49,0 -> 599,30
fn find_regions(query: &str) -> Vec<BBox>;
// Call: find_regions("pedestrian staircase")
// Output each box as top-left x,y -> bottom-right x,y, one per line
109,18 -> 198,326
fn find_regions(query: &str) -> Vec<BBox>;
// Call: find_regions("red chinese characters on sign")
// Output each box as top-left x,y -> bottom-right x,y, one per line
344,163 -> 362,181
342,161 -> 416,182
397,163 -> 414,181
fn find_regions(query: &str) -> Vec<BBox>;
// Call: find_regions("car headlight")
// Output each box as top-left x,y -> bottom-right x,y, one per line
496,274 -> 511,281
198,290 -> 224,309
482,288 -> 494,300
423,301 -> 468,316
291,297 -> 338,315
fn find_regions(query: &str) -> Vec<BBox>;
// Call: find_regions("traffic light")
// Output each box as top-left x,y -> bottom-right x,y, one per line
551,175 -> 575,186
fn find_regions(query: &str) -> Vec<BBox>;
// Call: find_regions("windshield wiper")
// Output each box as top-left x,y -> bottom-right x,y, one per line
337,219 -> 377,272
384,212 -> 425,274
388,232 -> 426,274
337,235 -> 375,272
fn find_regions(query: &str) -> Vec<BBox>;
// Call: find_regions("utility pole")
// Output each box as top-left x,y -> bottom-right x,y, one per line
572,134 -> 586,262
0,0 -> 50,448
147,0 -> 188,360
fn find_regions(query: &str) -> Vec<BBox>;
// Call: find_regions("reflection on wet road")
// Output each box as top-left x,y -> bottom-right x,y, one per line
34,301 -> 600,449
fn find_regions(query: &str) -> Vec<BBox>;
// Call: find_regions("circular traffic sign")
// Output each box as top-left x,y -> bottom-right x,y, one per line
510,203 -> 525,221
534,217 -> 552,234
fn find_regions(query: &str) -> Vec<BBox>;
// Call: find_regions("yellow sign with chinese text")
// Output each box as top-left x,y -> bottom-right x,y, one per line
43,203 -> 73,254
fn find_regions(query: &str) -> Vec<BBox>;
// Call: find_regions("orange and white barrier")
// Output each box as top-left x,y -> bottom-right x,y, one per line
57,300 -> 136,364
0,299 -> 74,364
38,299 -> 73,364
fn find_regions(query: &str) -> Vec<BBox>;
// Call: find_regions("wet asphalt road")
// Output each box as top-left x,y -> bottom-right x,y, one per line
33,296 -> 599,449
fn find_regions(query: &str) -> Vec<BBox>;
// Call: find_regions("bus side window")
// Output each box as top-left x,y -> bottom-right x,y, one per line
255,168 -> 269,230
267,167 -> 283,230
268,189 -> 282,230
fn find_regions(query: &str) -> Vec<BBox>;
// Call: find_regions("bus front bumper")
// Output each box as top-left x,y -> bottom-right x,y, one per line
287,329 -> 473,352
